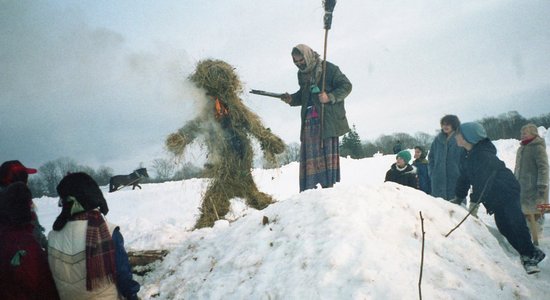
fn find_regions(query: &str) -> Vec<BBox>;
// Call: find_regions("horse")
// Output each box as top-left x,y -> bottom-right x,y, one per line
109,168 -> 149,192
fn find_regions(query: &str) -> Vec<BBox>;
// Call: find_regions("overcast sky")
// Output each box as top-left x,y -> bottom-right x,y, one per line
1,0 -> 549,173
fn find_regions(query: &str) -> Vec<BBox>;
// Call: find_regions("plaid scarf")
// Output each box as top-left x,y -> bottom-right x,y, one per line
72,210 -> 116,290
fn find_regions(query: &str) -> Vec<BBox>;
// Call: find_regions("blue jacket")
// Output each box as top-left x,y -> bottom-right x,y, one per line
112,227 -> 140,300
428,132 -> 464,200
413,158 -> 431,194
455,139 -> 520,214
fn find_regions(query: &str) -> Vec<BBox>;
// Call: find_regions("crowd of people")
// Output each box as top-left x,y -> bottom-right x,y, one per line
1,43 -> 548,299
381,115 -> 549,274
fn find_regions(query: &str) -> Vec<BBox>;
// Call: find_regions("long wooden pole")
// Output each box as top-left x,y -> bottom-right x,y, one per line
321,29 -> 329,149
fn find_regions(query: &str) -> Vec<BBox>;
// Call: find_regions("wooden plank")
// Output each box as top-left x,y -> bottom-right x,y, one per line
127,250 -> 168,267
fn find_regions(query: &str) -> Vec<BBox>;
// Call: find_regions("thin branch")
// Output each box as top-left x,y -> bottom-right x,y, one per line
419,211 -> 425,300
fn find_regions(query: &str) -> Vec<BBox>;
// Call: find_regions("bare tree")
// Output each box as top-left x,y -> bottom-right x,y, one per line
152,158 -> 176,181
277,142 -> 300,165
39,161 -> 62,196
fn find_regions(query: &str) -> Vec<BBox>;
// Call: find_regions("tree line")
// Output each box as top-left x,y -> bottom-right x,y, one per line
340,111 -> 550,159
26,111 -> 549,197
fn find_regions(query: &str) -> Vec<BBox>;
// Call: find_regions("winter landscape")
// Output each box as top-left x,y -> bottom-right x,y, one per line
34,131 -> 550,300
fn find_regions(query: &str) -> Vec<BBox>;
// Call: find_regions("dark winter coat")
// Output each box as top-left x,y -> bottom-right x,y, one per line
455,139 -> 520,214
0,224 -> 60,299
514,136 -> 549,213
428,131 -> 464,200
0,183 -> 59,299
385,163 -> 418,189
413,158 -> 431,194
290,61 -> 352,140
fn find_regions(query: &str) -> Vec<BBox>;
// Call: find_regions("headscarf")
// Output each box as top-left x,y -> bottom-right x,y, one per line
292,44 -> 323,86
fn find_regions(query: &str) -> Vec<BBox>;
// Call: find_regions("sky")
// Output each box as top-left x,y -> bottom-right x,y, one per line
2,0 -> 550,173
34,135 -> 550,299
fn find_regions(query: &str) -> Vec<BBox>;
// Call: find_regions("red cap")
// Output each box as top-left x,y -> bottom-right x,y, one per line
0,160 -> 37,185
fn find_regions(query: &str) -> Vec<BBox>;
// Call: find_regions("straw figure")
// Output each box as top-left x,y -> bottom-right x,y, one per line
166,59 -> 285,228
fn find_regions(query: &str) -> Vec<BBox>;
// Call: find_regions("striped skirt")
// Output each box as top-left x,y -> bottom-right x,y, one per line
299,106 -> 341,192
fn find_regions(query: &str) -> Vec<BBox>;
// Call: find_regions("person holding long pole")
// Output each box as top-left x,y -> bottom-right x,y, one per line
280,44 -> 351,192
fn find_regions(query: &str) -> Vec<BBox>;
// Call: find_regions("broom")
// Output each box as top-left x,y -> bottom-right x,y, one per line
321,0 -> 336,148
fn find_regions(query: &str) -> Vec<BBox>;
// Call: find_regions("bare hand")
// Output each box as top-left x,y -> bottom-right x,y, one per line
318,92 -> 330,104
281,93 -> 291,104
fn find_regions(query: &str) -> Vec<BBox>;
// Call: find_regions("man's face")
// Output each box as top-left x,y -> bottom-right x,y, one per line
292,54 -> 306,70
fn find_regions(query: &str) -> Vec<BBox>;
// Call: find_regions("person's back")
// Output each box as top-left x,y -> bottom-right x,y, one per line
0,182 -> 59,299
48,172 -> 139,300
48,216 -> 119,299
0,160 -> 48,249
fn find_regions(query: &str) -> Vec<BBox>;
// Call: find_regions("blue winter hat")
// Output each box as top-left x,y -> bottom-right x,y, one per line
396,150 -> 412,164
459,122 -> 487,144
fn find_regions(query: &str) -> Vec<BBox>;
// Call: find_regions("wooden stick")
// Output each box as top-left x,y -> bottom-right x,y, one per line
445,171 -> 496,237
418,211 -> 425,300
320,29 -> 329,149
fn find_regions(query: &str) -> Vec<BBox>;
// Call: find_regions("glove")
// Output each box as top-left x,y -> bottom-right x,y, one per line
450,197 -> 465,205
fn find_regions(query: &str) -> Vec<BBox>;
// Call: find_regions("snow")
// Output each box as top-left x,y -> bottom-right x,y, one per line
34,139 -> 550,299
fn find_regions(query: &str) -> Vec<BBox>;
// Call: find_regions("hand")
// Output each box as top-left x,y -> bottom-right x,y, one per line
318,92 -> 330,104
280,93 -> 291,104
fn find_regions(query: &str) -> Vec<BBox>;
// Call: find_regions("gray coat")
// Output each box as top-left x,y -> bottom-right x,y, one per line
514,136 -> 549,213
428,131 -> 464,200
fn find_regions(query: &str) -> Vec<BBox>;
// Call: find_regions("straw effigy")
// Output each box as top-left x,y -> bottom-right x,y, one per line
166,59 -> 285,228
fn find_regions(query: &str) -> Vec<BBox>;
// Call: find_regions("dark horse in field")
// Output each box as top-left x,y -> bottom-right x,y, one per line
109,168 -> 149,192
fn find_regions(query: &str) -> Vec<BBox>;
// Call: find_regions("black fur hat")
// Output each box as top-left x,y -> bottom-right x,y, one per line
53,172 -> 109,230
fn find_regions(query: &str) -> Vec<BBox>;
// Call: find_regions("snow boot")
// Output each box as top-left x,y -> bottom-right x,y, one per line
522,248 -> 546,274
522,260 -> 540,274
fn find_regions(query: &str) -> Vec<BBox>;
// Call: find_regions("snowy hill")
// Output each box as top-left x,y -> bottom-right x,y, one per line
35,137 -> 550,299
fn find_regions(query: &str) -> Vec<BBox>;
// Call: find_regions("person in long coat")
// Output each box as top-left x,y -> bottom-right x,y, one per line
281,44 -> 352,192
514,123 -> 549,234
428,115 -> 464,201
454,122 -> 545,274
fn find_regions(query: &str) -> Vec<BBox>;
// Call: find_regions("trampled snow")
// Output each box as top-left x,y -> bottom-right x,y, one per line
35,138 -> 550,299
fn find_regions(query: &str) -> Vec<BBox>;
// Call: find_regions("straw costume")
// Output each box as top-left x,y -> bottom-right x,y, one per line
166,59 -> 285,228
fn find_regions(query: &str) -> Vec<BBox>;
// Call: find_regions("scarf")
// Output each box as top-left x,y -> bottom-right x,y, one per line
521,136 -> 536,145
294,44 -> 323,87
72,210 -> 116,291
